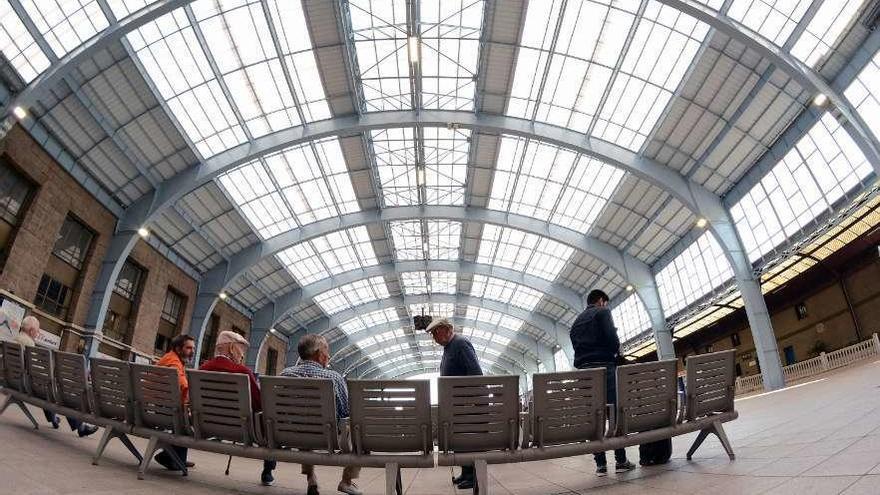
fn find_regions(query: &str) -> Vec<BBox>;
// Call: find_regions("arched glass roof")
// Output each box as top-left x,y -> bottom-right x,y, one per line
2,0 -> 878,379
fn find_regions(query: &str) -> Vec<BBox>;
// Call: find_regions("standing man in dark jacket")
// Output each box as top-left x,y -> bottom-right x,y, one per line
427,318 -> 482,489
570,290 -> 635,476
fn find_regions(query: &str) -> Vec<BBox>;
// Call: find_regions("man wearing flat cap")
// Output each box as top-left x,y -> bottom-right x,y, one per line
199,330 -> 277,487
426,318 -> 482,489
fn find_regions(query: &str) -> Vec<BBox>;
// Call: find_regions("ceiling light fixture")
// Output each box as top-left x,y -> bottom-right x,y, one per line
218,292 -> 228,300
813,93 -> 828,107
137,227 -> 149,238
12,106 -> 27,119
408,36 -> 420,64
625,284 -> 634,292
416,167 -> 426,186
696,217 -> 708,228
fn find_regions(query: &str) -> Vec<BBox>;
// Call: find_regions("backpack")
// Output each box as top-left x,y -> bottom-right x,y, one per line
639,438 -> 672,466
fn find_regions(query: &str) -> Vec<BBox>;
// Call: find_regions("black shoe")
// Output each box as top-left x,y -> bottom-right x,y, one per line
306,484 -> 319,495
456,477 -> 475,490
261,469 -> 275,486
595,464 -> 607,476
452,474 -> 464,484
49,415 -> 60,429
615,460 -> 636,473
153,452 -> 176,471
77,424 -> 99,437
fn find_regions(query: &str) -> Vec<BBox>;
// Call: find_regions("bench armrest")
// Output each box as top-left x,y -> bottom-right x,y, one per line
338,417 -> 352,454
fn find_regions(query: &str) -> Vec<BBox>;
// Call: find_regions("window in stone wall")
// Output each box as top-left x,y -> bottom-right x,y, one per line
34,274 -> 71,317
266,347 -> 278,376
103,259 -> 146,344
199,313 -> 221,365
52,215 -> 94,270
34,215 -> 95,319
156,288 -> 186,354
0,158 -> 36,268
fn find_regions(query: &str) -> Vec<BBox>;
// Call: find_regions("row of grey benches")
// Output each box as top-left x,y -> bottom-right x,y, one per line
0,342 -> 738,494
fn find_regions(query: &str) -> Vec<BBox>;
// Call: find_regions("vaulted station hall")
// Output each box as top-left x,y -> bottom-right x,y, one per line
0,0 -> 879,494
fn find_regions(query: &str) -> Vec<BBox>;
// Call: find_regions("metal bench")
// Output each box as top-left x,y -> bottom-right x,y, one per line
90,357 -> 143,466
348,379 -> 433,495
131,363 -> 188,478
612,360 -> 679,436
54,351 -> 91,415
529,368 -> 606,447
684,349 -> 736,460
0,342 -> 37,428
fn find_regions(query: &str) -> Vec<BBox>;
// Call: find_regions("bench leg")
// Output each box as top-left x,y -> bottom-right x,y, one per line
138,436 -> 160,480
1,395 -> 39,429
687,421 -> 735,460
93,427 -> 143,466
118,432 -> 144,464
385,462 -> 402,495
162,442 -> 188,476
474,459 -> 488,495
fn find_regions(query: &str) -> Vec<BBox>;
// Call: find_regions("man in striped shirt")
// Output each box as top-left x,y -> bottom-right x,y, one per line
280,334 -> 360,495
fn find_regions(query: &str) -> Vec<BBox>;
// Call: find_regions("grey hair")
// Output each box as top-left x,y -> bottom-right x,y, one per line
298,334 -> 328,360
21,316 -> 40,337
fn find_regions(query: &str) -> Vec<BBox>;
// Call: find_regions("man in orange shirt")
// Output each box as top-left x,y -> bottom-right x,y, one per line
153,334 -> 195,471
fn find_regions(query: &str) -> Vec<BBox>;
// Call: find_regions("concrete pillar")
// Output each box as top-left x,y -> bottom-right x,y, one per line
819,352 -> 828,371
245,302 -> 275,370
872,333 -> 880,355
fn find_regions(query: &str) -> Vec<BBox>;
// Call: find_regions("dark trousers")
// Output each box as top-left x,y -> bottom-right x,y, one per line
586,363 -> 628,466
43,409 -> 82,431
156,445 -> 189,467
459,464 -> 475,480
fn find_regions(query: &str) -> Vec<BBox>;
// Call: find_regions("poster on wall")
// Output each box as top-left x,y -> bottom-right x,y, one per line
0,297 -> 25,341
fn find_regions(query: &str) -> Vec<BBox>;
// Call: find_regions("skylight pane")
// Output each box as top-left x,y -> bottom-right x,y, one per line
217,138 -> 359,239
594,2 -> 709,150
314,276 -> 390,315
191,0 -> 302,137
390,220 -> 461,261
0,1 -> 50,82
612,293 -> 651,343
349,0 -> 411,111
465,306 -> 523,332
424,128 -> 469,205
845,49 -> 880,145
127,10 -> 246,157
20,0 -> 108,57
409,303 -> 454,317
477,225 -> 573,281
339,307 -> 401,335
489,136 -> 624,233
107,0 -> 150,20
728,0 -> 812,46
791,0 -> 862,67
419,0 -> 483,110
372,128 -> 417,205
276,226 -> 378,285
655,232 -> 734,316
730,113 -> 871,262
470,275 -> 542,312
400,271 -> 458,296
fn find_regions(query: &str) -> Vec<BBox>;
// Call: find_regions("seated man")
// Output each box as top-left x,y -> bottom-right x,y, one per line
15,316 -> 98,437
153,333 -> 196,471
281,334 -> 361,495
199,331 -> 276,486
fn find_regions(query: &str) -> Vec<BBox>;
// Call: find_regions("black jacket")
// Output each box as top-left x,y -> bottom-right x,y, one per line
570,305 -> 621,368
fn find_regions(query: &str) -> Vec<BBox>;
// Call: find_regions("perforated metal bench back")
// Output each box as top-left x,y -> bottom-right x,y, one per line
2,342 -> 26,392
615,360 -> 678,435
437,375 -> 520,452
187,369 -> 254,444
260,376 -> 339,451
348,379 -> 432,454
90,357 -> 134,423
531,368 -> 606,446
25,346 -> 54,401
53,351 -> 91,413
686,349 -> 736,420
131,363 -> 185,434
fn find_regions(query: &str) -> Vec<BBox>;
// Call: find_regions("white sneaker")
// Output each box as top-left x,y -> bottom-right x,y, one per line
337,481 -> 363,495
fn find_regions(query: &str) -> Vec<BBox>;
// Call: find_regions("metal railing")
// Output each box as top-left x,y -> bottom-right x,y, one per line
735,333 -> 880,395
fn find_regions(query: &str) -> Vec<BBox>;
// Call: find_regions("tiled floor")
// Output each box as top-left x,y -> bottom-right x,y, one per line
3,358 -> 880,494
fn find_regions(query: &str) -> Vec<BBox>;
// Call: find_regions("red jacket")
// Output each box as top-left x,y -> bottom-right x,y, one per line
199,356 -> 262,411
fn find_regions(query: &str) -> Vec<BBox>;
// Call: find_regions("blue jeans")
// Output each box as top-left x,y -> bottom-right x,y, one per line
584,363 -> 628,466
43,409 -> 82,431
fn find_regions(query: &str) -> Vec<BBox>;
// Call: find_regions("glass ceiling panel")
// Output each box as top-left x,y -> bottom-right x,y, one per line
655,231 -> 734,316
612,293 -> 651,344
465,306 -> 524,333
401,271 -> 457,295
0,1 -> 49,82
349,0 -> 411,111
730,113 -> 871,262
313,276 -> 390,315
409,302 -> 454,318
461,327 -> 511,347
508,0 -> 707,151
845,49 -> 880,145
469,275 -> 543,312
477,225 -> 574,282
275,226 -> 378,285
727,0 -> 812,46
338,307 -> 401,335
419,0 -> 483,110
791,0 -> 862,68
488,136 -> 625,233
107,0 -> 151,20
20,0 -> 108,57
389,220 -> 461,261
127,10 -> 247,157
372,128 -> 417,205
357,328 -> 406,350
425,127 -> 470,205
217,137 -> 359,239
